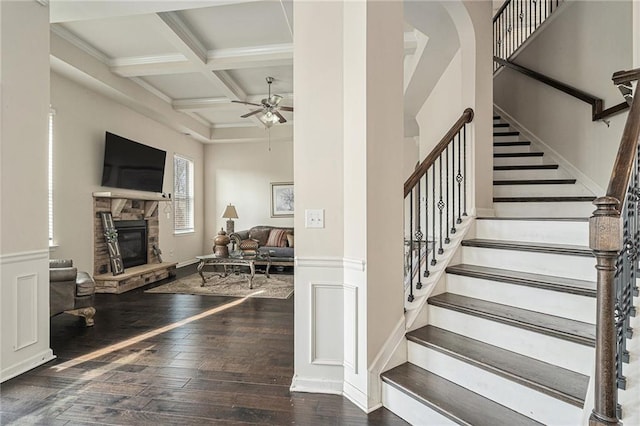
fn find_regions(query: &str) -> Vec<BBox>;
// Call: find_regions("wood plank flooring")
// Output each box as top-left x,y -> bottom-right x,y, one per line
1,266 -> 407,425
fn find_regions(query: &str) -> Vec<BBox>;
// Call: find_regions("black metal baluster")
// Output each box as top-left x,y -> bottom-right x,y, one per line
415,181 -> 423,290
445,145 -> 450,244
451,134 -> 457,235
456,131 -> 463,224
408,190 -> 414,303
424,172 -> 430,278
438,156 -> 444,255
431,165 -> 437,265
463,124 -> 468,217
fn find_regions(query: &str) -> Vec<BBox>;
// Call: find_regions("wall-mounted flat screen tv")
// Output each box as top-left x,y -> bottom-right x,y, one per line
101,132 -> 166,193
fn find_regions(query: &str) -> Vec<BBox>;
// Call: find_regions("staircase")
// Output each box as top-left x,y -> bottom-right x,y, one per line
382,115 -> 599,425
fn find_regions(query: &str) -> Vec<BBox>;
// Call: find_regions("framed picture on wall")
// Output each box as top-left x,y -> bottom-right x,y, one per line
271,182 -> 294,217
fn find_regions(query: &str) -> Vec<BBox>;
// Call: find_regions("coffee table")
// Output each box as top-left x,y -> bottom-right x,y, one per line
196,252 -> 271,289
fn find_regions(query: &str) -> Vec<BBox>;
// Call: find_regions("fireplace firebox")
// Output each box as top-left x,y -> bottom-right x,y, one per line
114,220 -> 147,268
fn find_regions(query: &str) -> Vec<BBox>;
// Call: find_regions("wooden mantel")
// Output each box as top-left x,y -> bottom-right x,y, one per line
93,191 -> 171,218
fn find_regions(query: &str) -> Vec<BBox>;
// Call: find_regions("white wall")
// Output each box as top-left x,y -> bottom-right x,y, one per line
1,0 -> 54,382
203,139 -> 293,252
494,0 -> 633,191
50,72 -> 205,271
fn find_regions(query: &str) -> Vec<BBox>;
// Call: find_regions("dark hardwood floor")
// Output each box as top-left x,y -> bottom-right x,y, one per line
0,266 -> 407,425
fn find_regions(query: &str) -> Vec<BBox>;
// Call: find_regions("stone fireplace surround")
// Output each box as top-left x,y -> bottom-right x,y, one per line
93,191 -> 176,293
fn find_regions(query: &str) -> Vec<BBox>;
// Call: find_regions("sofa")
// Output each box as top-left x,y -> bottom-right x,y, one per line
230,226 -> 294,266
50,259 -> 96,326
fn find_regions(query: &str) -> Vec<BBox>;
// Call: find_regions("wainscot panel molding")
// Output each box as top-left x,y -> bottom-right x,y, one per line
343,283 -> 358,373
1,249 -> 54,383
310,282 -> 344,366
296,256 -> 345,268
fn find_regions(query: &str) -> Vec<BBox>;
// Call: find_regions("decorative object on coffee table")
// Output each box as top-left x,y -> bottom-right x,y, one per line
271,182 -> 294,217
221,203 -> 238,234
213,228 -> 230,257
99,212 -> 124,275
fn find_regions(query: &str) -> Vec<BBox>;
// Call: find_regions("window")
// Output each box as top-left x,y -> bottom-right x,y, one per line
48,108 -> 55,245
173,154 -> 194,233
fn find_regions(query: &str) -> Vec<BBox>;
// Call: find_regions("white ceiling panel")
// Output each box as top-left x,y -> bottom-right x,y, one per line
142,73 -> 227,99
179,2 -> 292,50
227,67 -> 293,97
197,108 -> 255,124
58,15 -> 178,59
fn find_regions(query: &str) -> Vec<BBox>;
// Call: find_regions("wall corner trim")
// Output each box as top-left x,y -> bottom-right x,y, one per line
0,349 -> 55,383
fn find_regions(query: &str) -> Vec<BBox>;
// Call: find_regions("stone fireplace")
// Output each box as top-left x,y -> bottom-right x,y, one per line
93,192 -> 176,293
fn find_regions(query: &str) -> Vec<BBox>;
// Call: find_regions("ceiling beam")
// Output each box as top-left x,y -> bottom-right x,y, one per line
154,11 -> 246,100
173,93 -> 293,112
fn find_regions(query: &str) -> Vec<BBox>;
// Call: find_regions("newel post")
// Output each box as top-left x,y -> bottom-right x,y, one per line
589,196 -> 622,426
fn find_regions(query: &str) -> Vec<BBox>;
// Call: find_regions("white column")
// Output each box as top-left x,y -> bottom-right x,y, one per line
292,0 -> 405,410
342,0 -> 405,410
1,0 -> 54,381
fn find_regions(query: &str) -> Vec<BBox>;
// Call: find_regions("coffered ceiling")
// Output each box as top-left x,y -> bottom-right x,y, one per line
49,0 -> 420,143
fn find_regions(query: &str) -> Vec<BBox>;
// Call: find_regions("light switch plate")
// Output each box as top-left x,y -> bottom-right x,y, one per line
305,209 -> 324,228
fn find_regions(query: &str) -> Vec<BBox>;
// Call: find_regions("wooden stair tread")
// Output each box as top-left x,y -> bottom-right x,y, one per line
494,164 -> 559,170
381,363 -> 542,426
494,131 -> 520,136
493,115 -> 501,119
493,179 -> 577,185
494,141 -> 531,146
428,293 -> 595,346
494,152 -> 543,158
407,326 -> 589,407
494,196 -> 596,202
446,264 -> 595,297
461,238 -> 593,257
494,123 -> 510,127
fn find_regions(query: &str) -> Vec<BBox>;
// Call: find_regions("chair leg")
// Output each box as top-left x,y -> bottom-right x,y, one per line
64,307 -> 96,327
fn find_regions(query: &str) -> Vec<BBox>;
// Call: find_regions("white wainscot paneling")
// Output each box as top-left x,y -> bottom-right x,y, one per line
310,282 -> 344,366
343,283 -> 358,373
16,274 -> 38,350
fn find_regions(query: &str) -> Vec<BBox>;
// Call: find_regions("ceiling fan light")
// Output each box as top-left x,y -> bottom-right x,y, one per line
258,110 -> 280,128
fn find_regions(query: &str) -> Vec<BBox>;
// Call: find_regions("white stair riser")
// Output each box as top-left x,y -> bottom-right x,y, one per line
408,343 -> 583,425
493,201 -> 595,218
461,246 -> 595,281
494,183 -> 593,197
494,144 -> 532,154
494,168 -> 569,180
429,305 -> 594,374
474,219 -> 589,246
494,134 -> 525,142
446,274 -> 596,324
381,382 -> 457,425
494,156 -> 545,166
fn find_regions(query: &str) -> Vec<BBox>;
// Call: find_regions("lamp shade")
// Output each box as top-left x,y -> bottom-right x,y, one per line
221,204 -> 238,219
258,110 -> 280,128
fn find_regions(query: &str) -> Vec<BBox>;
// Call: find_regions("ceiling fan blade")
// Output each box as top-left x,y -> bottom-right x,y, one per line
279,106 -> 294,112
241,109 -> 263,118
273,110 -> 287,124
232,100 -> 263,107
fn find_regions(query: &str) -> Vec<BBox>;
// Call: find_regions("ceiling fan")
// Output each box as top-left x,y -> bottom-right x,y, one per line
232,77 -> 293,127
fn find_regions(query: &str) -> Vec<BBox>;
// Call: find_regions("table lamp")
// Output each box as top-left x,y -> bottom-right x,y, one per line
222,204 -> 239,234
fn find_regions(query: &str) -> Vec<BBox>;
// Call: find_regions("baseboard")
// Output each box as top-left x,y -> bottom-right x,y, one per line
343,380 -> 370,412
493,105 -> 605,196
289,375 -> 343,395
0,349 -> 55,383
475,208 -> 495,218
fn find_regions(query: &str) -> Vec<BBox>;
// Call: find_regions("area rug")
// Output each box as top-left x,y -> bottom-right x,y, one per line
145,272 -> 293,299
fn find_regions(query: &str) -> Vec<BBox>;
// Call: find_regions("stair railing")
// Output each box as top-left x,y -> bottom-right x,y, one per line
590,68 -> 640,425
493,0 -> 563,72
404,108 -> 474,302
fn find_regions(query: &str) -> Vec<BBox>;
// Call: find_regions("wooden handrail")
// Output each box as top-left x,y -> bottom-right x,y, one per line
589,67 -> 640,426
495,56 -> 629,121
403,108 -> 474,197
492,0 -> 512,23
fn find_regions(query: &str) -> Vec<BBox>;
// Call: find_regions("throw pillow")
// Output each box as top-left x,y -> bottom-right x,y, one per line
286,233 -> 294,248
266,229 -> 288,247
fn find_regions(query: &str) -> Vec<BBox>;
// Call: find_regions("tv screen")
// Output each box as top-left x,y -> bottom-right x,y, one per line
101,132 -> 166,193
